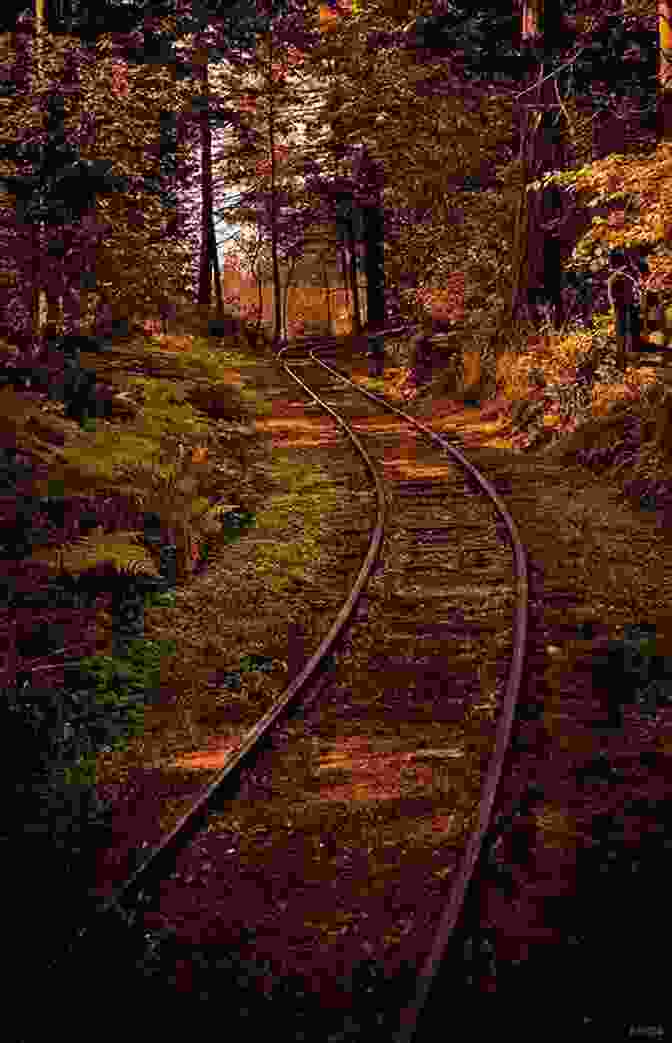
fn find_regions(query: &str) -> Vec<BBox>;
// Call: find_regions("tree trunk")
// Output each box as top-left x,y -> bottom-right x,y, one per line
346,212 -> 362,335
363,197 -> 385,331
263,33 -> 284,346
512,0 -> 568,329
174,519 -> 195,584
247,259 -> 265,346
282,256 -> 298,340
210,211 -> 223,320
196,45 -> 214,309
322,254 -> 333,334
338,240 -> 351,328
355,147 -> 385,333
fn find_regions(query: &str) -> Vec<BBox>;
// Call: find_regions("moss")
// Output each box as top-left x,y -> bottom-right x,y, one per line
251,459 -> 344,593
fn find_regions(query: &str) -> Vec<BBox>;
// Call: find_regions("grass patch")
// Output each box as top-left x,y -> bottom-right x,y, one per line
250,455 -> 348,592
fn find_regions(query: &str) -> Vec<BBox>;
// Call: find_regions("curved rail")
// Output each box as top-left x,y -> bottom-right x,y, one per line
51,338 -> 392,971
290,343 -> 529,1043
54,330 -> 528,1043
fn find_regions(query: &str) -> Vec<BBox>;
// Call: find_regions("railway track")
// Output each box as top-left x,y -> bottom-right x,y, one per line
45,330 -> 529,1040
278,337 -> 528,1040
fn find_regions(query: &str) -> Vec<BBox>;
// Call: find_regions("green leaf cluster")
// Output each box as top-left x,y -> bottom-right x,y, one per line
73,637 -> 177,726
217,651 -> 275,692
219,508 -> 255,544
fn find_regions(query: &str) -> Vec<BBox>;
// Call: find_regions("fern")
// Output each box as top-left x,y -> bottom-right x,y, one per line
124,377 -> 212,443
27,530 -> 161,580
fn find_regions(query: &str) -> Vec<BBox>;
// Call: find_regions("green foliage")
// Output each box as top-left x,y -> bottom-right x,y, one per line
29,530 -> 159,580
60,753 -> 98,789
2,638 -> 179,797
145,588 -> 178,608
239,653 -> 274,674
126,377 -> 213,444
220,508 -> 255,544
73,637 -> 178,729
217,651 -> 276,692
2,634 -> 179,951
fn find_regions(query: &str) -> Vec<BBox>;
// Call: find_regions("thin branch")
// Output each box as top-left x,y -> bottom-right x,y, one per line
513,47 -> 588,103
554,77 -> 577,152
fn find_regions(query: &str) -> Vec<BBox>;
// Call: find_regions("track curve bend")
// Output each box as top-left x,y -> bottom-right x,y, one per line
51,332 -> 529,1042
279,339 -> 529,1041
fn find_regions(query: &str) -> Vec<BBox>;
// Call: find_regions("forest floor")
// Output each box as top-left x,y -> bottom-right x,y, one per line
80,321 -> 672,1038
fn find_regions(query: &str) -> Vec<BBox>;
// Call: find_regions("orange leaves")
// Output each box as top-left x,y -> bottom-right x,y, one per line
143,318 -> 163,338
110,59 -> 130,99
191,446 -> 209,465
607,210 -> 627,228
239,93 -> 258,114
282,45 -> 308,70
318,4 -> 341,32
145,330 -> 194,353
412,271 -> 466,325
254,143 -> 291,177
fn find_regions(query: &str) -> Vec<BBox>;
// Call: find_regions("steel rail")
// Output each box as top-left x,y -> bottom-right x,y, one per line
50,330 -> 528,1043
48,340 -> 391,977
300,345 -> 529,1043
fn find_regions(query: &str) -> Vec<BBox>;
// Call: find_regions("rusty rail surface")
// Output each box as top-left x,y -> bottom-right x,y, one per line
50,331 -> 528,1043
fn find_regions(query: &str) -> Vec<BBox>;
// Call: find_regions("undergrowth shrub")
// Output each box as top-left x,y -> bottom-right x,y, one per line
498,308 -> 667,455
576,415 -> 644,473
65,636 -> 178,717
2,635 -> 177,956
146,588 -> 177,608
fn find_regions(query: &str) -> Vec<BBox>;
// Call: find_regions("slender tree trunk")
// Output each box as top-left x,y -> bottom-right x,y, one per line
357,148 -> 385,333
282,256 -> 298,340
339,239 -> 351,327
174,519 -> 195,584
265,33 -> 283,346
322,254 -> 333,334
346,213 -> 362,334
248,259 -> 264,345
210,214 -> 223,319
511,0 -> 567,330
363,199 -> 385,331
196,44 -> 214,309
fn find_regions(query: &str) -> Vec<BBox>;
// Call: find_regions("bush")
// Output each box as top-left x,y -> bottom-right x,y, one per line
66,636 -> 178,719
2,635 -> 177,953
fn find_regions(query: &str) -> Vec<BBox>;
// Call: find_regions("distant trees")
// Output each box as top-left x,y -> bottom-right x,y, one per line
212,9 -> 334,343
2,0 -> 668,364
0,8 -> 202,345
